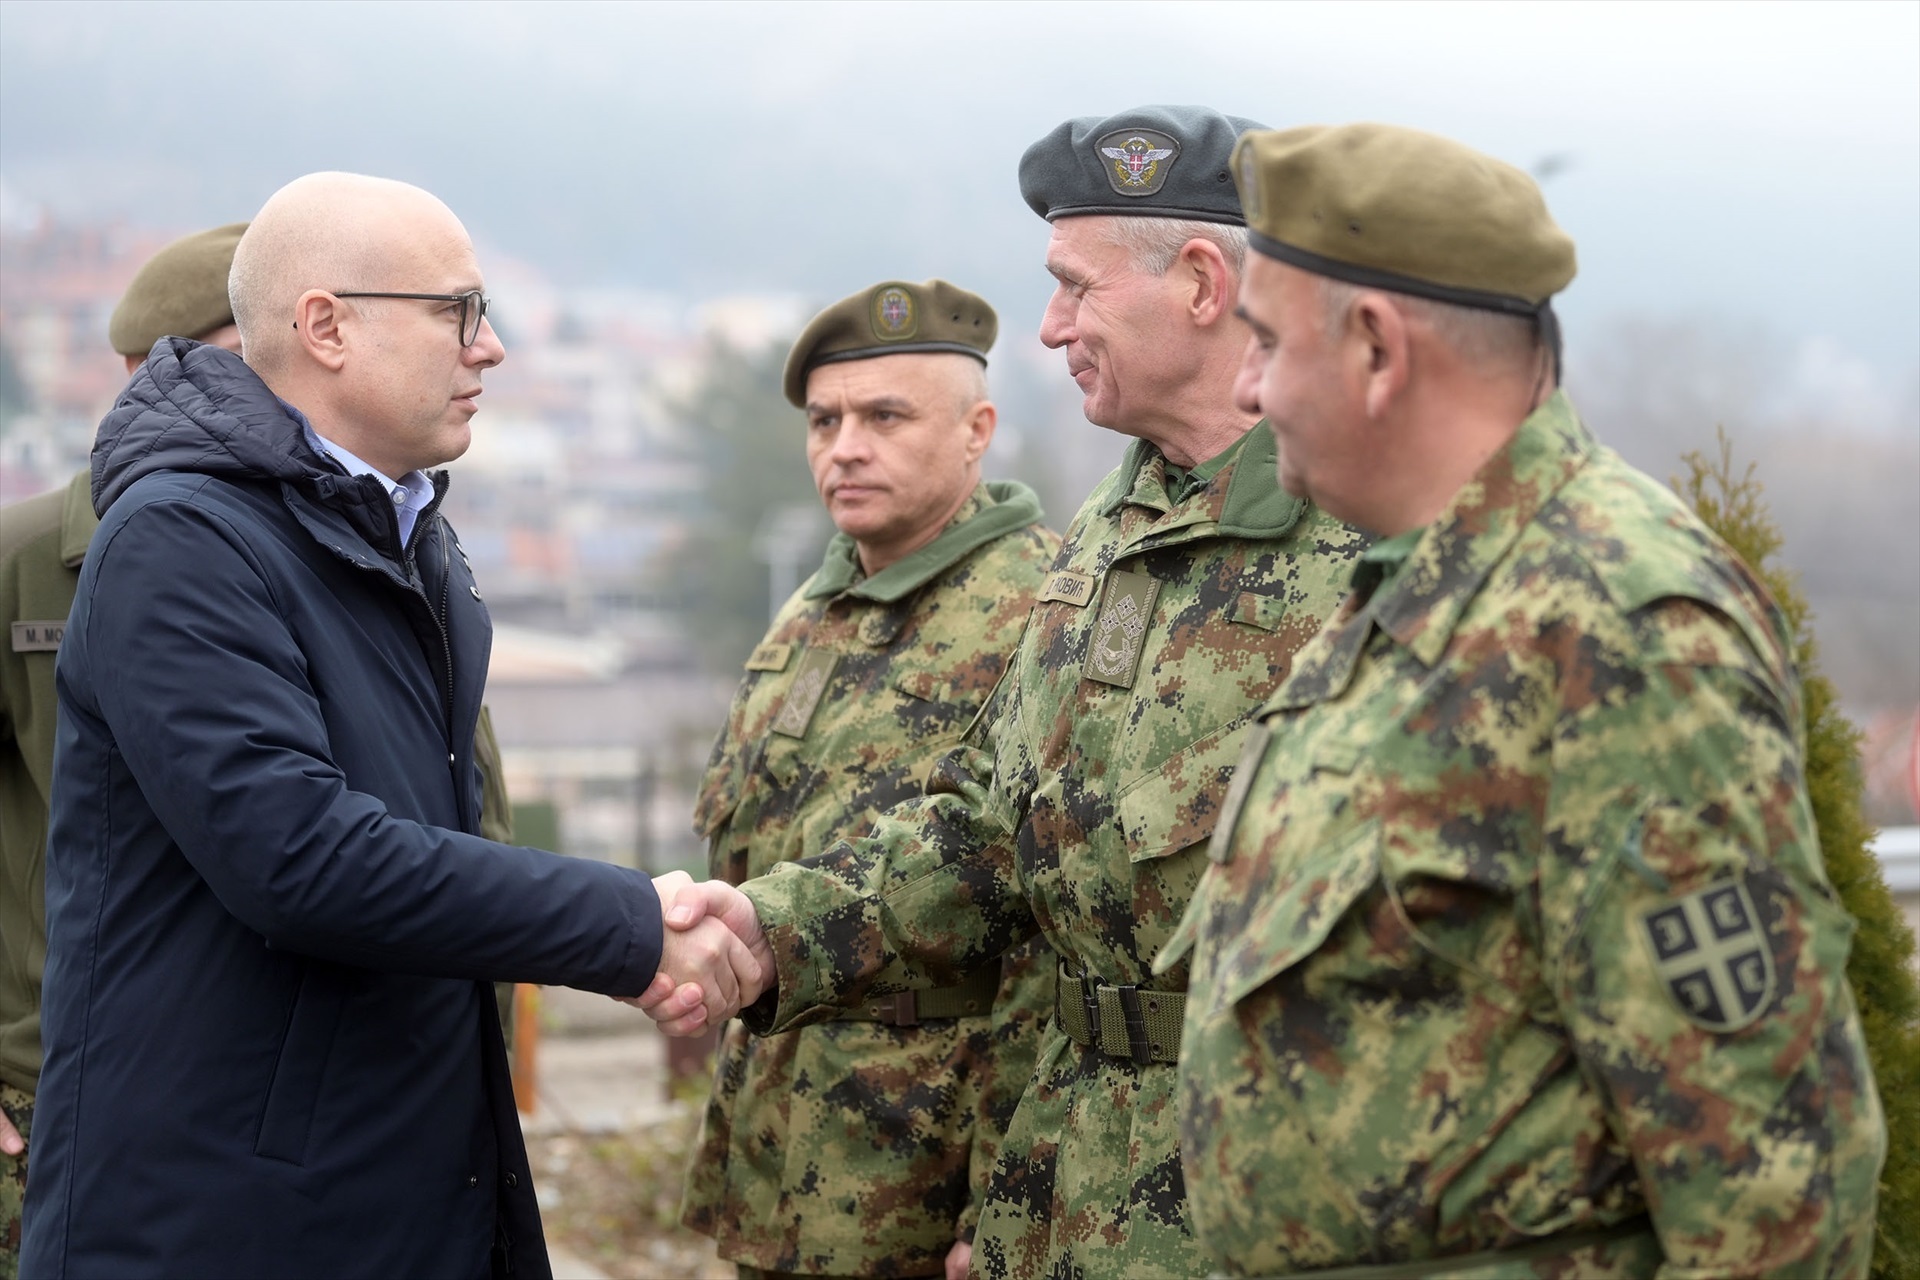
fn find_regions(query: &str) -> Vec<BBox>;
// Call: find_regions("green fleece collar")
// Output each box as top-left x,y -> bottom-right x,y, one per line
1097,424 -> 1305,540
804,480 -> 1044,602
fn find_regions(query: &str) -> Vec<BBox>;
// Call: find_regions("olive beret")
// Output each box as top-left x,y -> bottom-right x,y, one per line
783,279 -> 997,408
1231,124 -> 1576,314
1020,104 -> 1267,225
108,222 -> 248,356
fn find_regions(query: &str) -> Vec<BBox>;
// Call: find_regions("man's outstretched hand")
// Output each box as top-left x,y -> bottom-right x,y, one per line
631,873 -> 773,1035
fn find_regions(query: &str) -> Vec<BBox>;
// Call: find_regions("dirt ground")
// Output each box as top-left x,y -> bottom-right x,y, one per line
525,1099 -> 732,1280
518,989 -> 733,1280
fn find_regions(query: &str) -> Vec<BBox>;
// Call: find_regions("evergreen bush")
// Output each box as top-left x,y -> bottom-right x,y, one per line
1680,431 -> 1919,1280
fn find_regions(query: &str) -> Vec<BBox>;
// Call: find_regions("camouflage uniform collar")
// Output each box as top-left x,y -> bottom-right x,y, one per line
1269,392 -> 1588,711
1097,424 -> 1307,541
804,480 -> 1044,602
60,467 -> 99,568
1370,391 -> 1592,668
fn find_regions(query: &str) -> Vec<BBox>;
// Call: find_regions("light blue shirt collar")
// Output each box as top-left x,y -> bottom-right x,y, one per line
293,410 -> 436,546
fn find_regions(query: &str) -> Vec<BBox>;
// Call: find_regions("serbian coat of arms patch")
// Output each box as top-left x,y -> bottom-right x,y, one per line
1094,127 -> 1180,198
869,286 -> 918,341
1639,877 -> 1777,1032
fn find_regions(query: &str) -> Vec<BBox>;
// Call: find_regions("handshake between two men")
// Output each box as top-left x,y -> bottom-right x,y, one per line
636,873 -> 774,1034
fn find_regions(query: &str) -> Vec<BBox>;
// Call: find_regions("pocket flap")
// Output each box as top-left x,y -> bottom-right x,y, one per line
1211,820 -> 1381,1012
893,670 -> 953,705
1229,592 -> 1287,632
1117,718 -> 1251,864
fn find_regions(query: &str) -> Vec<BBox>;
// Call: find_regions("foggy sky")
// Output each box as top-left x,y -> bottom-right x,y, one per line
2,0 -> 1917,428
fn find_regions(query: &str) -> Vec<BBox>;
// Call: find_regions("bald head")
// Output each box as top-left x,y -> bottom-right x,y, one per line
230,173 -> 470,375
226,172 -> 504,480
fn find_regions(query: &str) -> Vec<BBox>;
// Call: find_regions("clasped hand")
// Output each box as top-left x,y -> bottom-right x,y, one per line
630,872 -> 772,1036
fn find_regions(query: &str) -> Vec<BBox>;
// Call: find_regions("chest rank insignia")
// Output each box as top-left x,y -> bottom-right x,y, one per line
1083,569 -> 1159,688
870,286 -> 919,340
771,648 -> 838,739
1095,127 -> 1180,197
1639,878 -> 1776,1032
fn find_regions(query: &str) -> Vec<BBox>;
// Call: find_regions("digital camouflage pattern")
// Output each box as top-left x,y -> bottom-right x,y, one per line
739,426 -> 1368,1279
683,481 -> 1060,1276
0,1083 -> 28,1280
1166,394 -> 1886,1278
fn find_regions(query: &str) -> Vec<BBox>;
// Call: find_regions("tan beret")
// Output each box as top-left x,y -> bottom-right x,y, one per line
108,222 -> 248,357
1232,125 -> 1575,314
783,279 -> 997,408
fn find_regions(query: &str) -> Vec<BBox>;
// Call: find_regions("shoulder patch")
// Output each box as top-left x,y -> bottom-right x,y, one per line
1640,877 -> 1776,1032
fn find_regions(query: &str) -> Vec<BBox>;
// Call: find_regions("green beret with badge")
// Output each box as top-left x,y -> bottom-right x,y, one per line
107,221 -> 248,357
782,278 -> 997,408
1019,104 -> 1267,225
1230,124 -> 1576,361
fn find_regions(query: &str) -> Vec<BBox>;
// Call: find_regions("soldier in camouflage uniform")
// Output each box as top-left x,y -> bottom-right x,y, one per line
652,107 -> 1370,1280
679,279 -> 1061,1280
1164,124 -> 1886,1277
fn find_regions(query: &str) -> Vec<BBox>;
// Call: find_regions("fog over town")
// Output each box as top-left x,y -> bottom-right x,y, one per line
3,0 -> 1917,865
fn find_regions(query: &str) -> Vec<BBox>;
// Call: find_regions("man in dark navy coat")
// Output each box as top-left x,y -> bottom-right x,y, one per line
21,173 -> 764,1280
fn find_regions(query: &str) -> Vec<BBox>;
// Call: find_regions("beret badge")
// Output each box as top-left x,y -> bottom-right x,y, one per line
870,286 -> 919,340
1096,128 -> 1180,197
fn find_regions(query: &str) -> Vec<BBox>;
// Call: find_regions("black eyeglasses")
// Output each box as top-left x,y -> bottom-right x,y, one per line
333,290 -> 490,346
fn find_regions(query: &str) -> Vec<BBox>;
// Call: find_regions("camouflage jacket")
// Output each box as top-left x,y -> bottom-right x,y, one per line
683,481 -> 1060,1276
1164,395 -> 1885,1278
739,427 -> 1368,1279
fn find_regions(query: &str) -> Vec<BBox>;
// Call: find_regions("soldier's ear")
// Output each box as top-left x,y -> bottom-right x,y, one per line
1353,293 -> 1410,420
962,399 -> 996,463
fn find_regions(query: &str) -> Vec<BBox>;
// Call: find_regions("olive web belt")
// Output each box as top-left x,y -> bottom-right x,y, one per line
1054,968 -> 1184,1065
829,966 -> 1001,1026
1231,1215 -> 1656,1280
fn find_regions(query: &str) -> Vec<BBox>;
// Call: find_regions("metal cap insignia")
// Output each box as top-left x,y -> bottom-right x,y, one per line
1095,128 -> 1181,198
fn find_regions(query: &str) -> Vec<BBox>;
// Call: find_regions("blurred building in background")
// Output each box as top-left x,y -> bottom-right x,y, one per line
4,210 -> 1917,878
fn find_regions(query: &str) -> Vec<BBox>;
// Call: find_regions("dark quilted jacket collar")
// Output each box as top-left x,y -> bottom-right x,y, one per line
92,338 -> 332,517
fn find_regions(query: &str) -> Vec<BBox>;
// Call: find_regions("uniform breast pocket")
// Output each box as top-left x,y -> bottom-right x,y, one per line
1116,717 -> 1254,865
1207,819 -> 1381,1014
892,670 -> 986,750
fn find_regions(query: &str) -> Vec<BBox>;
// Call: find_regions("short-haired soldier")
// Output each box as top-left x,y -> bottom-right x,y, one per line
648,106 -> 1371,1280
1166,122 -> 1886,1277
680,280 -> 1060,1280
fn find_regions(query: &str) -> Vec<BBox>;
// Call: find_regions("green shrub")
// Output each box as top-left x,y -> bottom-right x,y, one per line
1680,432 -> 1920,1280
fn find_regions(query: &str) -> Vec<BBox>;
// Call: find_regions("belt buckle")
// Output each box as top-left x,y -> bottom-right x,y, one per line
1079,969 -> 1102,1049
891,991 -> 919,1027
1115,985 -> 1152,1066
